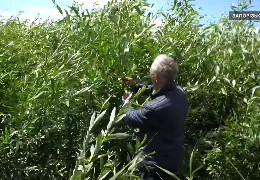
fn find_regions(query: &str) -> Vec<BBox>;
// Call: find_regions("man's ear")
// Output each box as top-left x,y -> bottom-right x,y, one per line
155,75 -> 160,83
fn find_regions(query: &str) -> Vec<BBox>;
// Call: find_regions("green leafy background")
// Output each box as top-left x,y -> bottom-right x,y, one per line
0,0 -> 259,179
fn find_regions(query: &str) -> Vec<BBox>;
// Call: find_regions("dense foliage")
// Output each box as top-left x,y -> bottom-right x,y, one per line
0,0 -> 259,179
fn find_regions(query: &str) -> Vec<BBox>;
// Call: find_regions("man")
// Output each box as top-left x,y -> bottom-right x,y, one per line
122,54 -> 189,180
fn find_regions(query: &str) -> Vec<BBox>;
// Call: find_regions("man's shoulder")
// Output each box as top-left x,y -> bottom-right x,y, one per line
144,85 -> 187,110
176,85 -> 186,94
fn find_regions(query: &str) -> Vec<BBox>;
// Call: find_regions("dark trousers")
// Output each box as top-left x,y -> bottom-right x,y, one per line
139,156 -> 175,180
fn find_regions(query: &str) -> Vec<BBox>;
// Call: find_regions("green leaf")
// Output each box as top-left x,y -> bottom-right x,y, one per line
106,133 -> 131,140
71,6 -> 79,16
209,76 -> 216,84
70,171 -> 83,180
243,98 -> 248,104
154,165 -> 180,180
207,48 -> 211,56
135,139 -> 141,152
135,24 -> 156,40
90,144 -> 95,160
73,84 -> 94,96
252,85 -> 260,96
101,95 -> 112,110
131,102 -> 144,107
31,91 -> 44,100
127,143 -> 134,156
100,156 -> 104,171
228,48 -> 233,55
94,133 -> 103,154
98,169 -> 111,180
65,100 -> 70,107
135,132 -> 147,151
95,110 -> 107,125
4,127 -> 10,142
189,150 -> 194,178
109,163 -> 129,180
140,134 -> 147,146
107,107 -> 116,131
242,48 -> 250,54
134,6 -> 142,14
104,42 -> 109,55
134,87 -> 147,97
221,88 -> 227,95
109,152 -> 144,180
85,162 -> 93,174
115,114 -> 126,123
215,66 -> 220,75
232,80 -> 236,87
56,5 -> 63,15
89,112 -> 96,131
118,103 -> 132,115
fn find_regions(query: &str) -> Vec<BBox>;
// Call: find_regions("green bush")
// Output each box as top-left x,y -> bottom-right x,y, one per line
0,0 -> 259,179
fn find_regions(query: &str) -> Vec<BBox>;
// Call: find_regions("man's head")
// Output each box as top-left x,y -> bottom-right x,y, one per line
150,54 -> 179,90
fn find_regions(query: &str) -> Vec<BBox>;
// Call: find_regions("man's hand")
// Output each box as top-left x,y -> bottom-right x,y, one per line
122,77 -> 135,102
122,89 -> 131,101
122,77 -> 135,86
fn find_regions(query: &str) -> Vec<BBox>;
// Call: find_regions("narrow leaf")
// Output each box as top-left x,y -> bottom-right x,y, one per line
65,100 -> 70,107
207,48 -> 211,56
95,109 -> 107,125
89,112 -> 96,131
140,134 -> 147,146
134,87 -> 147,97
122,92 -> 133,106
98,169 -> 111,180
104,42 -> 109,55
192,165 -> 203,176
118,103 -> 132,115
106,133 -> 131,140
31,91 -> 44,100
232,80 -> 236,87
154,165 -> 180,180
56,5 -> 63,14
252,85 -> 260,96
90,144 -> 95,160
94,133 -> 103,154
101,95 -> 112,109
107,107 -> 116,131
115,114 -> 126,123
73,84 -> 94,96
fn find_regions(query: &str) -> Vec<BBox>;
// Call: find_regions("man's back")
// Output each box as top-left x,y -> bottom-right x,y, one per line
124,83 -> 189,172
122,54 -> 188,179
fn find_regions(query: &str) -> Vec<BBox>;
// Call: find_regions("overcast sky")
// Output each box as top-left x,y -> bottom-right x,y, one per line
0,0 -> 259,27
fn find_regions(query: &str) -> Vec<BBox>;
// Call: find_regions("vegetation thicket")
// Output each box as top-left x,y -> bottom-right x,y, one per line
0,0 -> 259,179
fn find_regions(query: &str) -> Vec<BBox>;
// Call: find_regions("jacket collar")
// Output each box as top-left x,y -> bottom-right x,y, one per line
151,82 -> 177,99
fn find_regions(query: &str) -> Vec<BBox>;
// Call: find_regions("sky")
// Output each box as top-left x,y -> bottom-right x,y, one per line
0,0 -> 259,27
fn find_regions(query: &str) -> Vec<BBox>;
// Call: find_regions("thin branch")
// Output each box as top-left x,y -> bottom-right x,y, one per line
228,159 -> 246,180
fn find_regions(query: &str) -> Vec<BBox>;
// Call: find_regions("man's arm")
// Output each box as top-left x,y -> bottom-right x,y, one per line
122,77 -> 155,129
123,106 -> 145,129
123,105 -> 155,130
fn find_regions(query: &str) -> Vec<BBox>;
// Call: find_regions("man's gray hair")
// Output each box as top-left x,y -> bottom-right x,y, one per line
150,54 -> 179,83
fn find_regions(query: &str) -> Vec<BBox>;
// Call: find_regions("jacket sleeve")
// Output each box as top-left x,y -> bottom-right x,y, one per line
123,105 -> 156,130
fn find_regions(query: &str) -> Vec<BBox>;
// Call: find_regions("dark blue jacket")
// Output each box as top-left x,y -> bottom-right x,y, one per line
123,83 -> 189,172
